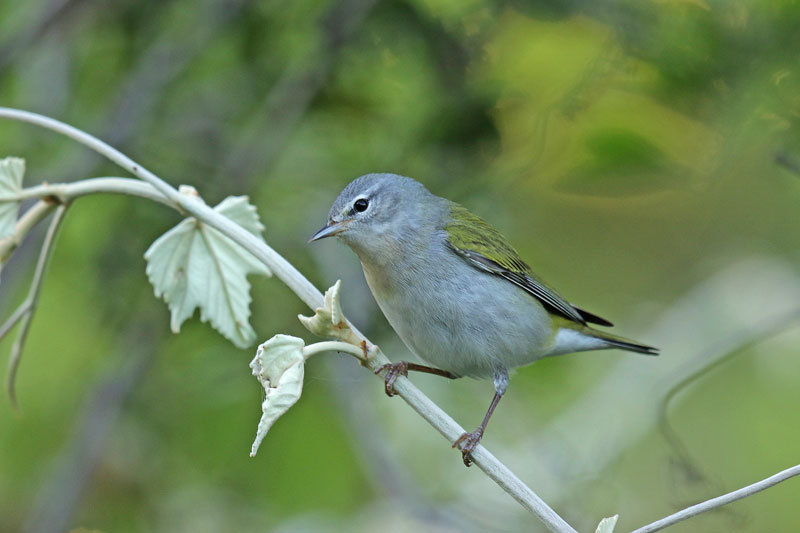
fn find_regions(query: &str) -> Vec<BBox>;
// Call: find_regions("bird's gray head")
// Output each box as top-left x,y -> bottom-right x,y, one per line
309,173 -> 442,259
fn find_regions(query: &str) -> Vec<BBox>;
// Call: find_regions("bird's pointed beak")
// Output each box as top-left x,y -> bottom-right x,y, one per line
309,220 -> 348,242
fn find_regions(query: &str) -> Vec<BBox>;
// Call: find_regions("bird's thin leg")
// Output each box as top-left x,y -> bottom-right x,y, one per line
453,369 -> 508,467
453,392 -> 503,467
374,361 -> 458,397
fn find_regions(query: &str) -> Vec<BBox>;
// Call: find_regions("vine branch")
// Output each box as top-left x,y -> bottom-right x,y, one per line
6,203 -> 68,409
0,200 -> 56,263
631,464 -> 800,533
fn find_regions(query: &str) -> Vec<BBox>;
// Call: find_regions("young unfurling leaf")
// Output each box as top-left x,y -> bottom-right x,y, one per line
595,515 -> 619,533
249,335 -> 307,456
144,194 -> 270,348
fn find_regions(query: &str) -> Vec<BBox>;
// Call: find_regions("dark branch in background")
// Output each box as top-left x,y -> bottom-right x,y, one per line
219,0 -> 380,188
0,0 -> 82,75
102,0 -> 251,149
0,0 -> 251,317
0,0 -> 250,177
658,310 -> 800,499
775,150 -> 800,177
22,325 -> 158,533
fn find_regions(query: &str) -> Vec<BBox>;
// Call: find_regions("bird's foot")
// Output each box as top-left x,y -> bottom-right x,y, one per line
453,428 -> 485,467
373,361 -> 408,397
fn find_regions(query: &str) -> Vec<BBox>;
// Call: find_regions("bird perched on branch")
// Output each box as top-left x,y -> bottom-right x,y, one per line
311,173 -> 658,466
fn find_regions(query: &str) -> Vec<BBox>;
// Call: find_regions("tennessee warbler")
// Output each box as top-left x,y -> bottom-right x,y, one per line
311,173 -> 657,466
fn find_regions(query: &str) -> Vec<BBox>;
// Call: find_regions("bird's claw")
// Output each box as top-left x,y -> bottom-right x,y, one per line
453,429 -> 484,467
373,362 -> 408,397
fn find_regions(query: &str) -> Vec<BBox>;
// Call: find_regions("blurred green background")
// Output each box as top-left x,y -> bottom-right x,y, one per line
1,0 -> 799,531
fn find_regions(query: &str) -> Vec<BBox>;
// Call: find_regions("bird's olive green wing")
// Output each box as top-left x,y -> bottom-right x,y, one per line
444,204 -> 612,327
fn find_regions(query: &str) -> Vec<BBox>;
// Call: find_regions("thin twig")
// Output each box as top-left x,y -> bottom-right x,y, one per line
0,177 -> 174,207
6,203 -> 69,409
0,107 -> 577,533
0,200 -> 57,263
0,301 -> 31,341
631,464 -> 800,533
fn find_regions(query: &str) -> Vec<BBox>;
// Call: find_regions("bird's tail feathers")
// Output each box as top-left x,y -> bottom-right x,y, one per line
589,329 -> 659,356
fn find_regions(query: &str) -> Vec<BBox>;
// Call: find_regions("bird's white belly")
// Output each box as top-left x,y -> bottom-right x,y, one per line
362,260 -> 555,378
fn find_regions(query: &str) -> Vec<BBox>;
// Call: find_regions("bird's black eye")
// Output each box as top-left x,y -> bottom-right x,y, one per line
354,198 -> 369,212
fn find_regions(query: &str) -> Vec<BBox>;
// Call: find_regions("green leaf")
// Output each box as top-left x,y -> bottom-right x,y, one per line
595,514 -> 619,533
144,194 -> 271,348
0,157 -> 25,239
249,334 -> 307,457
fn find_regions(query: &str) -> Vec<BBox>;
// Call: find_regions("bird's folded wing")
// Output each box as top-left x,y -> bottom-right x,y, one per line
444,204 -> 612,326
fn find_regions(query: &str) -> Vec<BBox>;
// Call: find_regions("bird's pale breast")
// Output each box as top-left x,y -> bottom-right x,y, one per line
360,239 -> 556,378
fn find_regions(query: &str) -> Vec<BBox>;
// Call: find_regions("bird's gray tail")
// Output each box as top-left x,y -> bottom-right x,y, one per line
590,329 -> 659,356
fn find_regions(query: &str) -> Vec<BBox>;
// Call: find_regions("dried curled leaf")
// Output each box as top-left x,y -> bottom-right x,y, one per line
144,194 -> 270,348
249,335 -> 306,456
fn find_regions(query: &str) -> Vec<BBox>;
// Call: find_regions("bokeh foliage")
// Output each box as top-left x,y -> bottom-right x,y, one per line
1,0 -> 799,531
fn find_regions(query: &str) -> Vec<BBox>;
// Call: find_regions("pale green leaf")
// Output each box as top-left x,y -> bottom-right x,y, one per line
249,334 -> 306,456
298,280 -> 363,346
595,514 -> 619,533
144,194 -> 271,348
0,157 -> 25,239
299,279 -> 343,333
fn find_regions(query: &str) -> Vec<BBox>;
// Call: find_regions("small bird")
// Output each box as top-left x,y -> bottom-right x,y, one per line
310,173 -> 658,466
